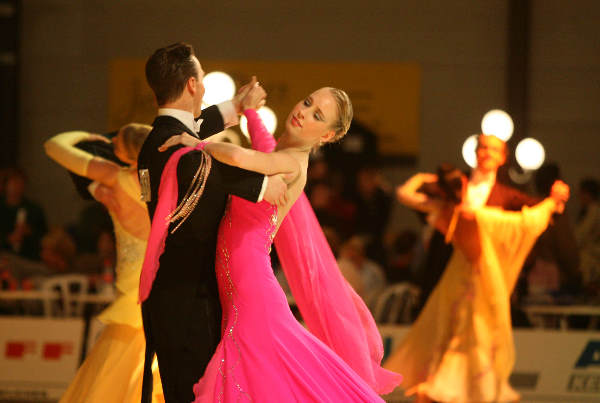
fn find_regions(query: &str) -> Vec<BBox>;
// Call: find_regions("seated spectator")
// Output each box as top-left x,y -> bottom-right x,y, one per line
71,229 -> 116,283
68,202 -> 113,254
575,177 -> 600,297
321,225 -> 342,257
39,227 -> 77,275
385,229 -> 418,284
0,227 -> 75,291
308,180 -> 356,236
523,163 -> 581,303
305,157 -> 330,196
0,168 -> 47,260
350,164 -> 393,265
337,236 -> 386,308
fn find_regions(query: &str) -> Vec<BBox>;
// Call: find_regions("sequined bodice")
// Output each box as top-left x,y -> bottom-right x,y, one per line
212,196 -> 278,401
222,197 -> 278,252
109,213 -> 147,294
109,169 -> 148,294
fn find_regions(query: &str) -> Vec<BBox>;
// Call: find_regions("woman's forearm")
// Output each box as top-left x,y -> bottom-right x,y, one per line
396,173 -> 438,212
204,142 -> 297,176
44,131 -> 95,176
245,109 -> 276,152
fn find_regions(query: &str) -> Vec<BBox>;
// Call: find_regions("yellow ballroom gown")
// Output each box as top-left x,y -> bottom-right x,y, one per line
384,203 -> 556,402
60,170 -> 163,403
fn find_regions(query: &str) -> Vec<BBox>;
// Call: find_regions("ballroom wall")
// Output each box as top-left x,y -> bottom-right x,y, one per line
16,0 -> 599,229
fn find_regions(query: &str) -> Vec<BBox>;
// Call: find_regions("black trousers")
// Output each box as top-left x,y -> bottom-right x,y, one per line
141,283 -> 222,403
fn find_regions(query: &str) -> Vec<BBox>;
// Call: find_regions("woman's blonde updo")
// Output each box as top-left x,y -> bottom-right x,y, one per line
327,88 -> 353,142
119,123 -> 152,160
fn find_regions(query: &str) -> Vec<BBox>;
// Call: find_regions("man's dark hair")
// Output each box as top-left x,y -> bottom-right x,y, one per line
418,163 -> 466,204
145,42 -> 198,105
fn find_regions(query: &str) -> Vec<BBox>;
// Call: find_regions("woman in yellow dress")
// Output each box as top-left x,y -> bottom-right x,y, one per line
45,125 -> 163,402
385,167 -> 570,402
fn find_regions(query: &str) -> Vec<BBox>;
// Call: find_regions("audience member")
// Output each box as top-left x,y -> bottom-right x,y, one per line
351,165 -> 393,265
523,163 -> 581,303
385,229 -> 418,284
575,177 -> 600,297
337,236 -> 386,308
0,168 -> 48,260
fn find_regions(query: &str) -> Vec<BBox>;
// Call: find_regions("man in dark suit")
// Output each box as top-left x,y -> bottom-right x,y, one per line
415,134 -> 537,312
138,42 -> 286,403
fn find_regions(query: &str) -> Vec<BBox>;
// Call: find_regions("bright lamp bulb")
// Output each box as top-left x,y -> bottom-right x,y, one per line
462,134 -> 479,168
481,109 -> 514,141
202,72 -> 236,106
240,107 -> 278,137
516,138 -> 545,170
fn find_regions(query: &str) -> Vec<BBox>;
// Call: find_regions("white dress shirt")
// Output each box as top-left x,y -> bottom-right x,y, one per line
465,169 -> 496,209
157,100 -> 240,135
157,102 -> 268,201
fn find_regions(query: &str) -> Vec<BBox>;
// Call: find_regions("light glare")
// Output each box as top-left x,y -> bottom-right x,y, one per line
240,107 -> 278,137
202,72 -> 236,106
461,134 -> 479,168
481,109 -> 514,141
516,138 -> 545,170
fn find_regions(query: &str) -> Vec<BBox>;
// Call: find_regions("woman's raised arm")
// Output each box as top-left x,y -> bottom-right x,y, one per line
44,131 -> 121,186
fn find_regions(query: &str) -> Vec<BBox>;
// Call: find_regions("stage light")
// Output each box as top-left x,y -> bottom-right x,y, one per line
202,72 -> 236,106
240,107 -> 278,137
516,138 -> 545,170
481,109 -> 514,141
461,134 -> 479,168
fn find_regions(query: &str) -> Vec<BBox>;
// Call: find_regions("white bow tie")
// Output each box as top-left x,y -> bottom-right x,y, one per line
193,118 -> 204,134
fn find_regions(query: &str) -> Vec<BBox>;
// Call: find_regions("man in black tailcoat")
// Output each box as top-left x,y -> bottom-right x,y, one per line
137,42 -> 286,402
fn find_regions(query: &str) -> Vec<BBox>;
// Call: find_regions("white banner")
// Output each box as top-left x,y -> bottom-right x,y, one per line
380,326 -> 600,401
0,317 -> 84,401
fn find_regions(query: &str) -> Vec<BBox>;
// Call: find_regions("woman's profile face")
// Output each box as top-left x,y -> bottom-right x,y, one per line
286,88 -> 337,146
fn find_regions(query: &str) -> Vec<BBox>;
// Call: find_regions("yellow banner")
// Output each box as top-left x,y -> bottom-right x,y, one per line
109,60 -> 420,155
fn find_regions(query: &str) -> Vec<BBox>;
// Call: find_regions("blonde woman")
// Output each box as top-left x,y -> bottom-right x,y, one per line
45,124 -> 162,402
155,87 -> 401,401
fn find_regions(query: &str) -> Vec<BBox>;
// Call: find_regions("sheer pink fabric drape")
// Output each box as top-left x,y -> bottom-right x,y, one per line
245,108 -> 401,394
138,143 -> 206,302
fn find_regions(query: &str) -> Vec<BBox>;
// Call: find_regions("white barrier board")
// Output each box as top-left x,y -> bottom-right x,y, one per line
0,317 -> 84,401
379,326 -> 600,401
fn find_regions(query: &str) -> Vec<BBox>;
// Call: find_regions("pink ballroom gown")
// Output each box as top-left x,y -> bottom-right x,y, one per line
192,196 -> 387,402
190,109 -> 401,402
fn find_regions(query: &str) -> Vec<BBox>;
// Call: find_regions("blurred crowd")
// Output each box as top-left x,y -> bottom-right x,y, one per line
0,167 -> 117,306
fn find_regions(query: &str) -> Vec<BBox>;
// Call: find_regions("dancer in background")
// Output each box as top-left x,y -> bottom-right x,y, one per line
385,166 -> 569,402
158,86 -> 401,401
45,124 -> 164,402
415,134 -> 536,313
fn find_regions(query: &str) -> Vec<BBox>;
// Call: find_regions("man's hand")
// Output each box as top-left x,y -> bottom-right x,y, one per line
158,132 -> 201,152
263,174 -> 287,206
241,83 -> 266,111
232,76 -> 266,114
550,180 -> 570,213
